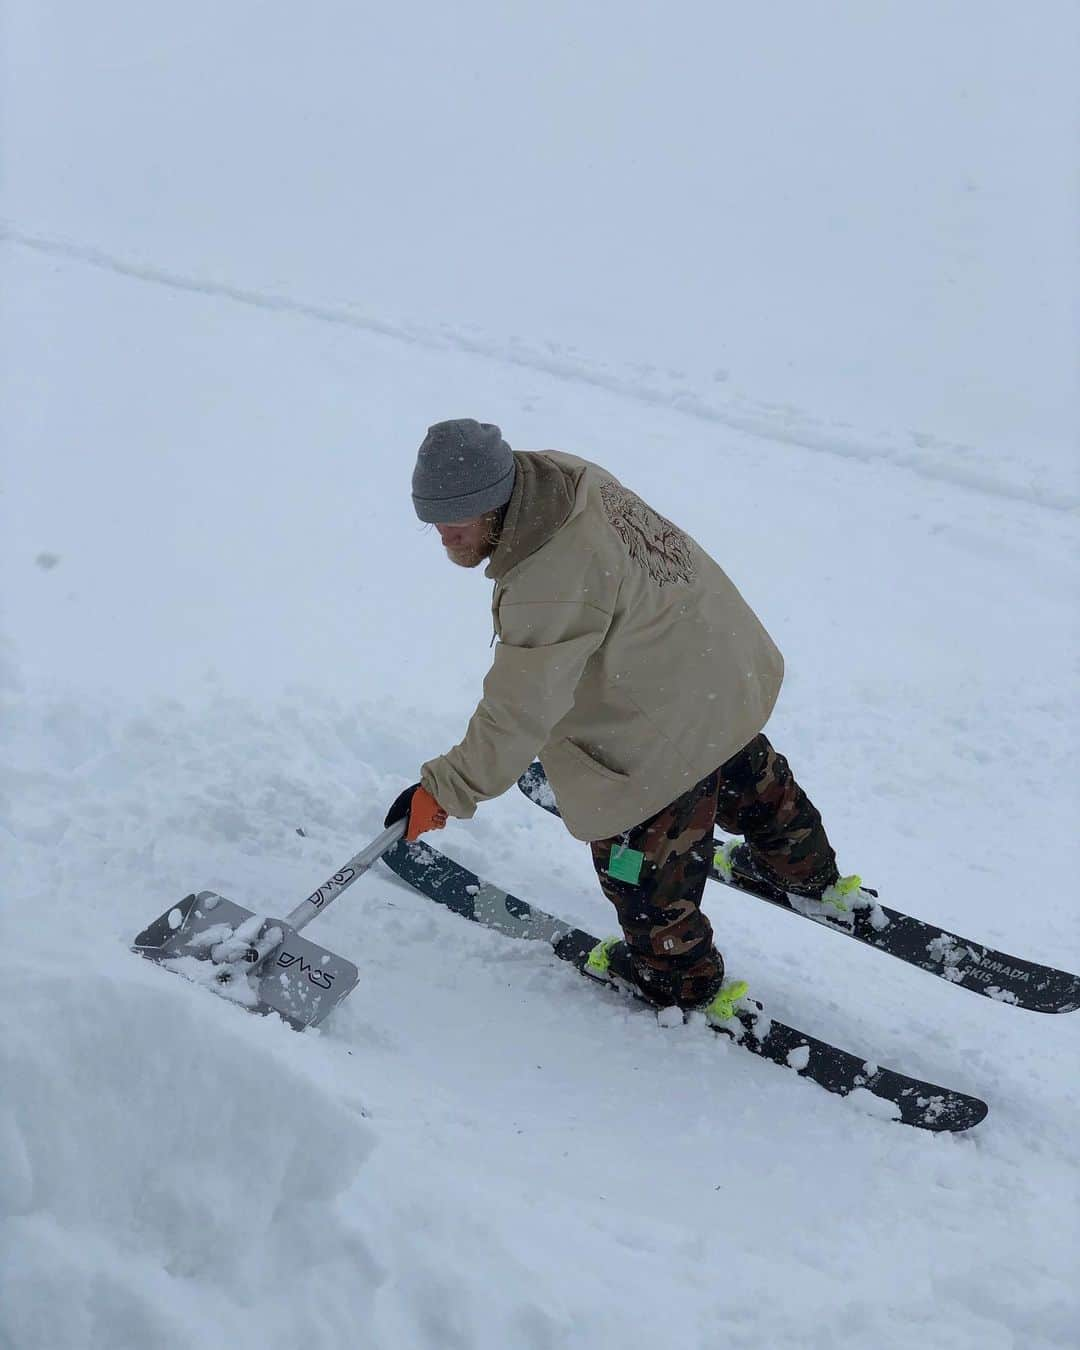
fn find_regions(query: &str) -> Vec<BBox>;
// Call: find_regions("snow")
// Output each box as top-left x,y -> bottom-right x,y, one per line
3,2 -> 1079,1347
843,1089 -> 903,1124
786,1044 -> 812,1072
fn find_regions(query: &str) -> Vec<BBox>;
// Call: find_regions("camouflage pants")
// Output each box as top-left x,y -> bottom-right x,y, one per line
715,734 -> 839,896
589,734 -> 837,1008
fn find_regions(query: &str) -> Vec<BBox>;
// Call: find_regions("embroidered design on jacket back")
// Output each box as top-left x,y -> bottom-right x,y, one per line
598,479 -> 698,586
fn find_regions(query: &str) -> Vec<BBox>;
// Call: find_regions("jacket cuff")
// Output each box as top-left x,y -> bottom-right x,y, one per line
420,757 -> 479,821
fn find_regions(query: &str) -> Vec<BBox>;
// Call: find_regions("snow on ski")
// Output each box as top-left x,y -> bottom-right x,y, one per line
517,763 -> 1080,1014
381,837 -> 988,1134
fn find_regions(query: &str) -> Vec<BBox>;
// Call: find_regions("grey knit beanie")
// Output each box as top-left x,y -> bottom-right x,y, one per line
412,419 -> 516,523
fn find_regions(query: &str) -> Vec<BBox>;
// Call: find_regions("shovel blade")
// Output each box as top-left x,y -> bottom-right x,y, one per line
133,890 -> 359,1030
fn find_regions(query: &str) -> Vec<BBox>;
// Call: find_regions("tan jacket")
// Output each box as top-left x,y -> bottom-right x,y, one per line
421,452 -> 784,841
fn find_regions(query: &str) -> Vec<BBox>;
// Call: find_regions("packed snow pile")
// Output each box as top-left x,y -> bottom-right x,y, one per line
2,961 -> 376,1348
0,911 -> 633,1350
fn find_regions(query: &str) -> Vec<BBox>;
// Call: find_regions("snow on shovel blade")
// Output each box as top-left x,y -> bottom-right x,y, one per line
133,890 -> 359,1030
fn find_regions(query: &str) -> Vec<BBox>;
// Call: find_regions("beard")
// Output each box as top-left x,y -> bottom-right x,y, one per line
444,543 -> 491,568
442,510 -> 503,568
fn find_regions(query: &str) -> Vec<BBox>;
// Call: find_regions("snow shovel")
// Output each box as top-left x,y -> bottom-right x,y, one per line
132,820 -> 407,1030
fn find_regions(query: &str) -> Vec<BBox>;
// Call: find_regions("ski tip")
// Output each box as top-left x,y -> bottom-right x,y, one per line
843,1082 -> 988,1133
909,1092 -> 988,1134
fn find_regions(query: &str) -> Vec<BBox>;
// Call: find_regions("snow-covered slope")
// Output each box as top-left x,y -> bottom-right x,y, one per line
3,249 -> 1078,1349
3,4 -> 1078,1347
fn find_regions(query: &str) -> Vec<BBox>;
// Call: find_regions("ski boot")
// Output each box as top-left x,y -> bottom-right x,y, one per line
584,936 -> 688,1022
715,838 -> 872,920
585,937 -> 752,1027
583,936 -> 646,993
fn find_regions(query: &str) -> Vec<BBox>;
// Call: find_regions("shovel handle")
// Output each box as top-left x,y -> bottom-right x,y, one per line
218,821 -> 409,975
283,819 -> 407,935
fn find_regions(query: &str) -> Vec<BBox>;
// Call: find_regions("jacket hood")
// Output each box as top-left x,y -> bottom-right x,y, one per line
485,452 -> 580,582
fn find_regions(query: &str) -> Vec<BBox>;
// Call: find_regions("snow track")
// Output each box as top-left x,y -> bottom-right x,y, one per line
4,226 -> 1075,514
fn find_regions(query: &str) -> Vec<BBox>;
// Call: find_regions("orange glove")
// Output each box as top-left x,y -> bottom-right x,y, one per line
384,783 -> 448,841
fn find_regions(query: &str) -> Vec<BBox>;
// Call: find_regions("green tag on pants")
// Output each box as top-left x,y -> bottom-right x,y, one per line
607,844 -> 644,885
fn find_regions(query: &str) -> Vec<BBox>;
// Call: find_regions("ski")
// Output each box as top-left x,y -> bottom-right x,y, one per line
517,762 -> 1080,1015
381,836 -> 988,1133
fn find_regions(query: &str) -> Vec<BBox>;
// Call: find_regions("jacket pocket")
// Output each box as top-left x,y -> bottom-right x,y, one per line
558,738 -> 630,783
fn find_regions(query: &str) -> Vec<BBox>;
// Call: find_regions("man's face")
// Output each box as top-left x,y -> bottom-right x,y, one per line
435,511 -> 501,569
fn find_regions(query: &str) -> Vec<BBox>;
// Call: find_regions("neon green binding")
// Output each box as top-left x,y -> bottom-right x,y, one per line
585,936 -> 620,977
819,874 -> 863,915
704,978 -> 750,1024
714,839 -> 742,882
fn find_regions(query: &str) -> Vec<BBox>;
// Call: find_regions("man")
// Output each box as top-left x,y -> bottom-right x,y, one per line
385,419 -> 859,1018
